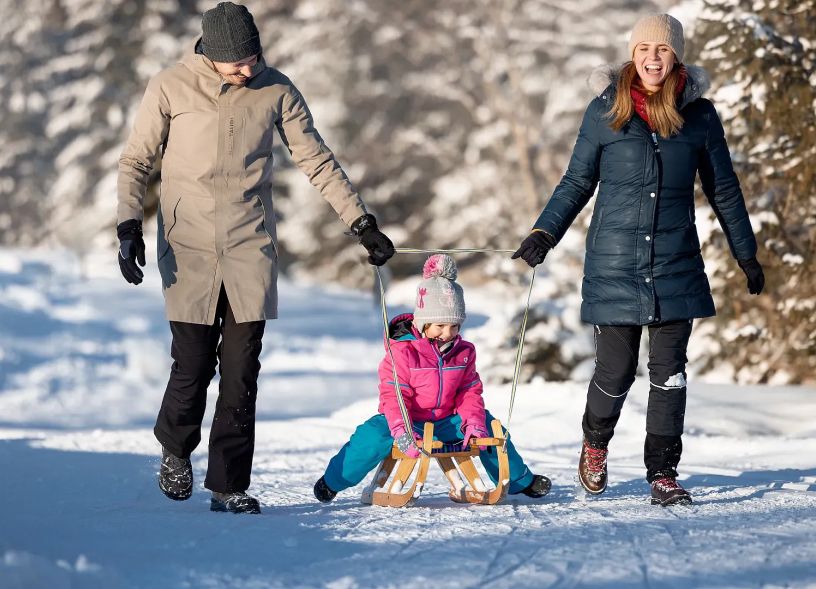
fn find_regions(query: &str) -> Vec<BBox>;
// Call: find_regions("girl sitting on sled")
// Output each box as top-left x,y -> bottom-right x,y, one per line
313,254 -> 551,502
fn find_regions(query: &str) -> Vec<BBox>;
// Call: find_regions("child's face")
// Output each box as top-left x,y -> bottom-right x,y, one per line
423,323 -> 460,343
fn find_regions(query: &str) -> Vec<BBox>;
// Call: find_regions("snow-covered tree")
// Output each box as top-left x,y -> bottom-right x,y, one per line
693,0 -> 816,383
0,0 -> 202,254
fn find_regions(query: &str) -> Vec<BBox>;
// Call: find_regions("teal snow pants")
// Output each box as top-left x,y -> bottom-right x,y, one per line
323,411 -> 534,494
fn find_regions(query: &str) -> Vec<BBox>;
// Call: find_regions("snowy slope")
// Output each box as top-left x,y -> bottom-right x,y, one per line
1,248 -> 815,589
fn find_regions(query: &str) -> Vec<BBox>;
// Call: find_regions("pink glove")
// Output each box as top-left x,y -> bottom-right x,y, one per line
462,425 -> 490,452
392,425 -> 421,459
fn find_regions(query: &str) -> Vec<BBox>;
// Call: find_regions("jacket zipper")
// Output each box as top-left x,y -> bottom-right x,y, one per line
429,337 -> 460,417
433,351 -> 444,417
647,131 -> 662,322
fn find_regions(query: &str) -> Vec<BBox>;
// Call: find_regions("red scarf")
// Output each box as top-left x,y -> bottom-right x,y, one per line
630,66 -> 687,130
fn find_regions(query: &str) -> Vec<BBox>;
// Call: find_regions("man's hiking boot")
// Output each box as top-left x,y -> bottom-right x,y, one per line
578,438 -> 608,494
650,477 -> 692,506
210,491 -> 261,514
520,474 -> 552,499
158,447 -> 193,501
313,476 -> 338,503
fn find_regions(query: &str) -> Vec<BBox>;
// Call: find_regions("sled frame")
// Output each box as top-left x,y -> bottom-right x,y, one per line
361,419 -> 510,507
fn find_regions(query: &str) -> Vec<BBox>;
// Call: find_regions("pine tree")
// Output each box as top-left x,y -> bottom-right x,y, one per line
0,0 -> 202,249
694,0 -> 816,383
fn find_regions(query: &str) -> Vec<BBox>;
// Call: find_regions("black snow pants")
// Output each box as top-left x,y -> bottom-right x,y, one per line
582,320 -> 693,482
154,286 -> 266,493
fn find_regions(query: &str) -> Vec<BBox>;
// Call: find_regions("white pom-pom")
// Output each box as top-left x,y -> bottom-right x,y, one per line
422,254 -> 457,280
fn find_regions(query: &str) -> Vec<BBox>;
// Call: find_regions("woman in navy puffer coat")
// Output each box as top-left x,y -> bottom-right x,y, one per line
512,14 -> 764,506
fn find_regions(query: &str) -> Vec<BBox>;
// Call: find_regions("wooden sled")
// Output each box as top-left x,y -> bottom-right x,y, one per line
361,419 -> 510,507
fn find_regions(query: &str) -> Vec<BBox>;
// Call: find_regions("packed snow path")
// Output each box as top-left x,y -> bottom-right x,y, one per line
1,249 -> 815,589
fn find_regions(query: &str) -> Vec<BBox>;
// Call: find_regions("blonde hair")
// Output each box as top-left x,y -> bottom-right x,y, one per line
607,62 -> 685,138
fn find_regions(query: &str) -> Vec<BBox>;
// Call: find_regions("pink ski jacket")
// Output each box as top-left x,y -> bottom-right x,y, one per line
378,313 -> 485,434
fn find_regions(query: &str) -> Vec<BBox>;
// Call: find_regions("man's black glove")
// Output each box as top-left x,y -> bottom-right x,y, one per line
117,219 -> 146,285
737,257 -> 765,295
511,230 -> 557,267
350,214 -> 395,266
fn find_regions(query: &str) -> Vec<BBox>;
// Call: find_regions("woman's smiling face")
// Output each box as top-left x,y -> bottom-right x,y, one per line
633,42 -> 676,91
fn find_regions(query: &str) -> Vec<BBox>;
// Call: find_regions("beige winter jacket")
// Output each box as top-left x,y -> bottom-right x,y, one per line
118,40 -> 367,324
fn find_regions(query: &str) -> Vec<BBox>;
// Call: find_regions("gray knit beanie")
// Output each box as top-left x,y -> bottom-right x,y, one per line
201,2 -> 261,62
413,254 -> 466,328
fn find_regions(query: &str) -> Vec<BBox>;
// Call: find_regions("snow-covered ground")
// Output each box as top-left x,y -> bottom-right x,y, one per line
1,247 -> 815,589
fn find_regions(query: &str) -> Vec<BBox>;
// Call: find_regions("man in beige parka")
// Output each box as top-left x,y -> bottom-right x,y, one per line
116,1 -> 394,514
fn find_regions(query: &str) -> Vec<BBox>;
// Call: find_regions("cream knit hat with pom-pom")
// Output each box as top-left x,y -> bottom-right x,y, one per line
413,254 -> 466,327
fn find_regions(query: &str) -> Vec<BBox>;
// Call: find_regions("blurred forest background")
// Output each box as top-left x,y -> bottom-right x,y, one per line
0,0 -> 813,384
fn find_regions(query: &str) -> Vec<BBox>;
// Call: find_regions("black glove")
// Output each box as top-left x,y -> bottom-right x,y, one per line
737,257 -> 765,295
511,230 -> 557,267
350,213 -> 395,266
117,219 -> 146,285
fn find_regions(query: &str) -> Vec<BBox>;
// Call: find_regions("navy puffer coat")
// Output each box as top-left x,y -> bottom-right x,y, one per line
534,65 -> 757,325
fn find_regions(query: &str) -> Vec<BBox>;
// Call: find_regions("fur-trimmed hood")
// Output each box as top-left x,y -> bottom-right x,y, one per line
587,63 -> 711,109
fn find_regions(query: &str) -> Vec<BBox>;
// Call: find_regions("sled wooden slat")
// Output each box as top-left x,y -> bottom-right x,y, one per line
362,419 -> 511,507
428,436 -> 504,458
472,436 -> 503,447
426,451 -> 475,458
391,439 -> 443,459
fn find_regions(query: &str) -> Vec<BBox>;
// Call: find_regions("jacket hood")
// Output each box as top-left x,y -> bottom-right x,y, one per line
180,38 -> 221,80
587,63 -> 711,109
387,313 -> 419,341
181,37 -> 268,91
384,313 -> 463,357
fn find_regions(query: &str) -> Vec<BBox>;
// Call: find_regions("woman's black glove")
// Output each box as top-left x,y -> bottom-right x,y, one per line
117,219 -> 146,285
350,214 -> 395,266
737,257 -> 765,295
511,230 -> 557,267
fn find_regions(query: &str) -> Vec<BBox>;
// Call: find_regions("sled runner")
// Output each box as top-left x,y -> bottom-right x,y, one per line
361,419 -> 510,507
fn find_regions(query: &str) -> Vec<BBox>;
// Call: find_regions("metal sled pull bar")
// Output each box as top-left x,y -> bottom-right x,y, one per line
394,247 -> 516,254
505,266 -> 536,438
375,265 -> 419,456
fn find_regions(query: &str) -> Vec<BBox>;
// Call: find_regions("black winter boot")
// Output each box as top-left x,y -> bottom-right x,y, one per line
520,474 -> 552,499
650,477 -> 692,506
314,476 -> 337,503
158,447 -> 193,501
210,491 -> 261,514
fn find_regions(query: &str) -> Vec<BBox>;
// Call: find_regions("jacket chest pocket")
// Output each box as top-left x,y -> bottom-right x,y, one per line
409,367 -> 439,390
241,106 -> 278,156
441,365 -> 467,388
